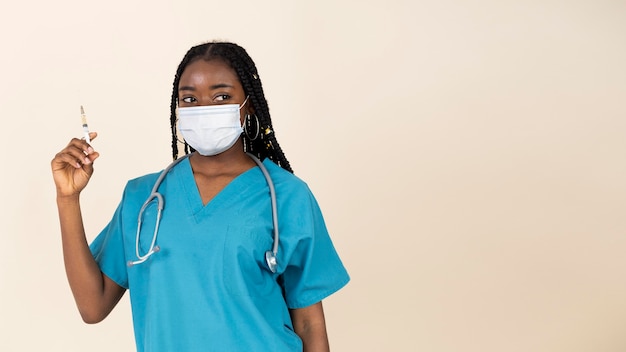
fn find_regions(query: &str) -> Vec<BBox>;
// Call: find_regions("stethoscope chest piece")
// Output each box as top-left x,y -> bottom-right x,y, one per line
265,250 -> 278,273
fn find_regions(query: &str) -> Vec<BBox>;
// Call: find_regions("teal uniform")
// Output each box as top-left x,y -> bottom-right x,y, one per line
90,157 -> 349,351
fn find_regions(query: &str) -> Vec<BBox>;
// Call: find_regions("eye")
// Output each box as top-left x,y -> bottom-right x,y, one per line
214,94 -> 231,102
181,96 -> 197,104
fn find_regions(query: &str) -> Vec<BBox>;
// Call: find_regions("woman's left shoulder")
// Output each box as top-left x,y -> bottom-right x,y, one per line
263,159 -> 312,194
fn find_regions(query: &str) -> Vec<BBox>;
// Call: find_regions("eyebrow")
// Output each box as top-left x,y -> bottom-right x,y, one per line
178,83 -> 235,91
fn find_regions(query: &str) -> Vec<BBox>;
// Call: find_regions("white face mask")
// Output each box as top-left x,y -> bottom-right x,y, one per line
176,100 -> 247,156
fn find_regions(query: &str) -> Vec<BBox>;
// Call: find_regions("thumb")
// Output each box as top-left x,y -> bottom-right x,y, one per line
87,131 -> 98,142
83,150 -> 100,173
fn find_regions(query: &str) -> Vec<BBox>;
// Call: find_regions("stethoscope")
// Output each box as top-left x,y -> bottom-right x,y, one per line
127,153 -> 279,273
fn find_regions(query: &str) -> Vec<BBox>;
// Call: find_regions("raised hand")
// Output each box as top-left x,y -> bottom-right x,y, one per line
51,132 -> 100,198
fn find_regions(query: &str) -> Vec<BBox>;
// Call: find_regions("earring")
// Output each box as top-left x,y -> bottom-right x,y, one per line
244,114 -> 260,140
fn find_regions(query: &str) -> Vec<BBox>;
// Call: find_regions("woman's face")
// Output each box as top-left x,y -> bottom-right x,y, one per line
177,59 -> 251,121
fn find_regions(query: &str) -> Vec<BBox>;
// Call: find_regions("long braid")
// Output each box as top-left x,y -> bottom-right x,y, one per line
169,42 -> 293,173
169,45 -> 206,161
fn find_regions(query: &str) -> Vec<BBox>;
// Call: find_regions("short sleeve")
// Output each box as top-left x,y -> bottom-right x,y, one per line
89,192 -> 129,289
281,191 -> 350,309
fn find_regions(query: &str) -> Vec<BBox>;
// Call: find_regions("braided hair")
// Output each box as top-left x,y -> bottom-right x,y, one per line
169,41 -> 293,173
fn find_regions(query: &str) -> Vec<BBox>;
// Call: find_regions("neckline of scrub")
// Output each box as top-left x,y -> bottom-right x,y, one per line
176,156 -> 266,221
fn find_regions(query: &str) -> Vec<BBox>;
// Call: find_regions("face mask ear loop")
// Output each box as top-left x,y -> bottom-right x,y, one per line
174,117 -> 186,145
173,108 -> 187,145
173,100 -> 186,145
239,95 -> 252,133
239,95 -> 250,111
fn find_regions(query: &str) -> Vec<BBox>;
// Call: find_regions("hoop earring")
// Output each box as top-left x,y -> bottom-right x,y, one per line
244,114 -> 260,140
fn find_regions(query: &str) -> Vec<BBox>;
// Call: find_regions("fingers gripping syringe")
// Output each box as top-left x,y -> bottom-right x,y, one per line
80,105 -> 91,144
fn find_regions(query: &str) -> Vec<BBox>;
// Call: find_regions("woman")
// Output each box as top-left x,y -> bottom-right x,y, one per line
51,41 -> 349,351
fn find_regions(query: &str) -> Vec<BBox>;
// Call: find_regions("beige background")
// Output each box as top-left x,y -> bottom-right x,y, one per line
1,0 -> 625,351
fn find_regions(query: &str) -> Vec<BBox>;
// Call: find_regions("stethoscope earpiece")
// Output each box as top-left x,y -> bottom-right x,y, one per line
127,245 -> 161,267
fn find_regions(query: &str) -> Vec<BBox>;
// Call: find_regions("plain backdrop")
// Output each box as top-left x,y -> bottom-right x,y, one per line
1,0 -> 625,351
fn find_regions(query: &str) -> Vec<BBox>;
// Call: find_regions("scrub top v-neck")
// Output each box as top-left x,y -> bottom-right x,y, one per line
178,158 -> 259,221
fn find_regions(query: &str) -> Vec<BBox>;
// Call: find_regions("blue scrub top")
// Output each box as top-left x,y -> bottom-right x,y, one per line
90,157 -> 350,351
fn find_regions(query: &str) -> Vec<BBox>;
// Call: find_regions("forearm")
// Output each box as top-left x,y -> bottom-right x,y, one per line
296,320 -> 330,352
290,302 -> 330,352
57,196 -> 121,323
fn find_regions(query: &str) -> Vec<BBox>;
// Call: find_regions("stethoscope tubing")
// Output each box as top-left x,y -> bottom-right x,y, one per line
128,153 -> 279,273
247,153 -> 279,273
